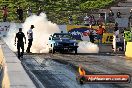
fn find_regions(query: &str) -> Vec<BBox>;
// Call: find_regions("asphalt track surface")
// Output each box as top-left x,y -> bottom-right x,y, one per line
21,53 -> 132,88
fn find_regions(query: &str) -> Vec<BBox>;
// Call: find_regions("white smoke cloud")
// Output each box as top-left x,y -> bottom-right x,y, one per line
3,13 -> 99,54
23,13 -> 60,53
3,23 -> 22,52
77,41 -> 99,53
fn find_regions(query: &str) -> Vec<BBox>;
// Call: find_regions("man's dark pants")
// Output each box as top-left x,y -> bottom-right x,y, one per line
17,41 -> 24,58
90,35 -> 94,43
97,34 -> 103,44
26,39 -> 33,53
3,15 -> 7,22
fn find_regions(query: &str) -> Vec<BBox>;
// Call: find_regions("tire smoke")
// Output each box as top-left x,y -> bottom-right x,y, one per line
4,13 -> 99,54
3,23 -> 22,52
78,41 -> 99,53
22,13 -> 60,53
3,13 -> 60,53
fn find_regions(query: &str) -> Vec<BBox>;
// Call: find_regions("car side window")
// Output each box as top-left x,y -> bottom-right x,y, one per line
53,35 -> 60,40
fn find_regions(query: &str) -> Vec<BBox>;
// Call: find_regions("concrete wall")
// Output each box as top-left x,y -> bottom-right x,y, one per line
0,40 -> 36,88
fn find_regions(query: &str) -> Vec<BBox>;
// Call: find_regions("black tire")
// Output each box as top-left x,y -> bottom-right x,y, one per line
49,49 -> 52,53
52,48 -> 55,54
75,48 -> 77,54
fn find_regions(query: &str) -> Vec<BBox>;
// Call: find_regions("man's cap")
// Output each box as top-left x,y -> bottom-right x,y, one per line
89,25 -> 92,28
31,25 -> 34,28
19,28 -> 22,31
99,24 -> 102,27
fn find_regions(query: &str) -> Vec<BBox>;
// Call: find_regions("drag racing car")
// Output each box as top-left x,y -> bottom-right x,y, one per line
48,33 -> 78,54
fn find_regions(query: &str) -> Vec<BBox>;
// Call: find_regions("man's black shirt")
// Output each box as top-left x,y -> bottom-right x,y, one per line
16,9 -> 23,15
114,26 -> 118,32
16,32 -> 25,42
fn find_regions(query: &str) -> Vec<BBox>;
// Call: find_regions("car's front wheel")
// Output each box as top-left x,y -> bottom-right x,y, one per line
52,48 -> 55,54
49,48 -> 52,53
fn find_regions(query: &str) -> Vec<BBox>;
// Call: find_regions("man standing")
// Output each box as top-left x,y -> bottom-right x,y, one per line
89,25 -> 95,43
116,10 -> 121,18
15,28 -> 26,59
27,7 -> 32,17
37,7 -> 43,16
108,9 -> 114,22
84,14 -> 89,26
2,5 -> 8,22
68,15 -> 73,25
16,6 -> 23,22
26,25 -> 34,53
96,25 -> 106,44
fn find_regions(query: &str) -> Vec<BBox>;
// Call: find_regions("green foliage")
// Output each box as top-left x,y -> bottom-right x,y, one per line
0,0 -> 115,24
80,0 -> 114,10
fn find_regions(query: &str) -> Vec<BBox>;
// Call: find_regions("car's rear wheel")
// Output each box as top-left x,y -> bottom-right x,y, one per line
75,48 -> 77,54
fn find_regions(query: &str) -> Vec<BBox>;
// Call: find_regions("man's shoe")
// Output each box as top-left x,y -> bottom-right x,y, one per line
18,56 -> 20,59
26,50 -> 29,53
21,56 -> 23,58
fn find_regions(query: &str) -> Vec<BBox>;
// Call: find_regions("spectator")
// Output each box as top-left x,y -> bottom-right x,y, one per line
113,29 -> 124,51
129,9 -> 132,19
2,5 -> 8,22
84,13 -> 89,26
76,16 -> 81,25
68,15 -> 73,25
88,15 -> 92,26
96,25 -> 106,44
114,22 -> 118,32
108,9 -> 114,22
89,25 -> 95,43
130,9 -> 132,15
37,7 -> 43,16
100,12 -> 105,19
27,7 -> 32,16
91,15 -> 96,26
108,9 -> 114,17
116,10 -> 121,18
16,6 -> 23,22
113,23 -> 119,51
116,34 -> 124,51
97,14 -> 104,25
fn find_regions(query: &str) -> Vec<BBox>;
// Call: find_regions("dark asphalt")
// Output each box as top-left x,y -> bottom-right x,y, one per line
21,53 -> 132,88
